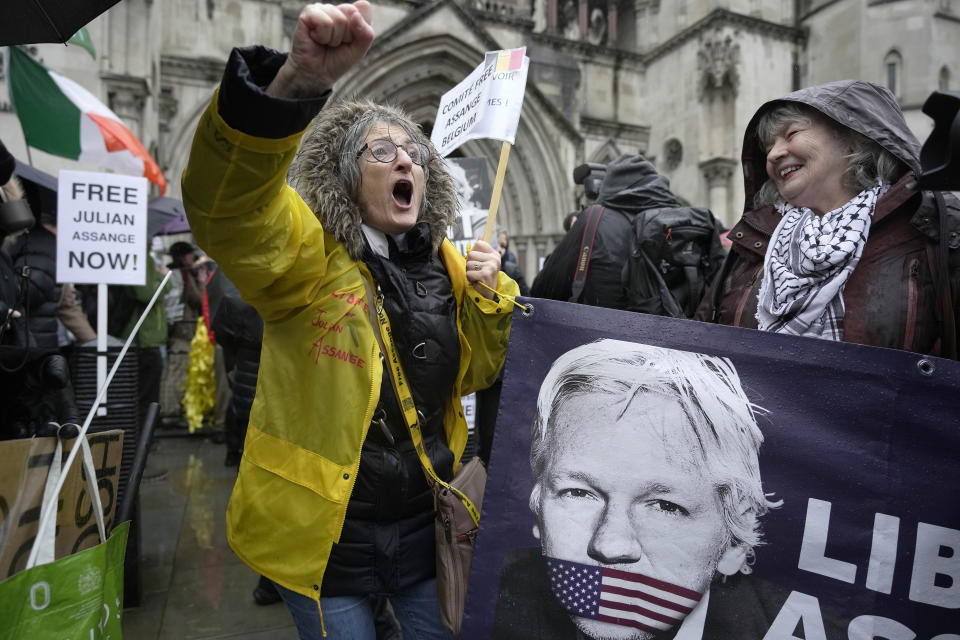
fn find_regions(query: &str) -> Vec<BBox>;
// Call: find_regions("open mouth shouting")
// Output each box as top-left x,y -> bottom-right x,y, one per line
393,179 -> 413,208
356,124 -> 425,234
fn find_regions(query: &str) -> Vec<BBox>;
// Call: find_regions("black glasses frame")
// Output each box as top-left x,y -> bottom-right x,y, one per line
357,138 -> 430,167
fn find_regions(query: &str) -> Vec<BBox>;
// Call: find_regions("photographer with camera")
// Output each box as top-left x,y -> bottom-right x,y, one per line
0,140 -> 30,352
0,139 -> 84,439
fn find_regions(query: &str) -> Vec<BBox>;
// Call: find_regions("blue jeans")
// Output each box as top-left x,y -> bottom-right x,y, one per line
274,578 -> 455,640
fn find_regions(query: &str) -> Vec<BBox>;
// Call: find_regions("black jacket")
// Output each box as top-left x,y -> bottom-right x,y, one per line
531,155 -> 680,309
10,225 -> 59,348
209,268 -> 262,436
322,225 -> 460,596
0,244 -> 22,349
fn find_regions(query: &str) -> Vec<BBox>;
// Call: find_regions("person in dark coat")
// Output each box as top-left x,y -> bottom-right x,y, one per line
530,154 -> 684,309
3,181 -> 81,436
0,140 -> 29,351
497,231 -> 529,296
10,215 -> 61,349
208,268 -> 262,468
0,140 -> 33,405
695,80 -> 960,358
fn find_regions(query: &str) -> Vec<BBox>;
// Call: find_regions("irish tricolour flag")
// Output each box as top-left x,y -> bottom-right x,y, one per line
9,46 -> 167,193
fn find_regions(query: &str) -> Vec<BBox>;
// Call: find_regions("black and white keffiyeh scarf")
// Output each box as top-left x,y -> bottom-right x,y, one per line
756,182 -> 886,340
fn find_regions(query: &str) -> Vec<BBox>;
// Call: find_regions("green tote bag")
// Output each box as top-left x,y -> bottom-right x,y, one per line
0,433 -> 129,640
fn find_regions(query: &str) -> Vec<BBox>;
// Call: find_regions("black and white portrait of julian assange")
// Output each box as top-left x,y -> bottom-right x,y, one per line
492,339 -> 795,640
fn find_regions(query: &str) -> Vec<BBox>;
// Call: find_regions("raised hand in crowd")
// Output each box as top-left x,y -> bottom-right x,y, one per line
266,1 -> 374,99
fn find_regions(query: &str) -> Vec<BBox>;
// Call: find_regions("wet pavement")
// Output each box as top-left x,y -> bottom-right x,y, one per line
122,433 -> 298,639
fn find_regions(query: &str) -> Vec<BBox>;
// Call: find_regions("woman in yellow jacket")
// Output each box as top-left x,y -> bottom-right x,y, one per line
181,2 -> 518,637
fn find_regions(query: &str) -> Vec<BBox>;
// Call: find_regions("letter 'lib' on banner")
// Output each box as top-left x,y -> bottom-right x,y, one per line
56,170 -> 147,286
431,48 -> 530,158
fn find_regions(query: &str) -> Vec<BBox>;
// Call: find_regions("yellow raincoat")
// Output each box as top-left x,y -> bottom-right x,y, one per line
181,94 -> 517,607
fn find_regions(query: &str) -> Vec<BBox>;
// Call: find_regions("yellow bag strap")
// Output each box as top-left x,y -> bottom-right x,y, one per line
360,274 -> 481,526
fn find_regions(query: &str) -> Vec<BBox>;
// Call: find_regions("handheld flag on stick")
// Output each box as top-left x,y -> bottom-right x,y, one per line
431,47 -> 529,242
8,46 -> 167,193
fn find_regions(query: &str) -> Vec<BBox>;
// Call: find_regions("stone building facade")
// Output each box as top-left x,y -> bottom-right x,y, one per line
1,0 -> 957,277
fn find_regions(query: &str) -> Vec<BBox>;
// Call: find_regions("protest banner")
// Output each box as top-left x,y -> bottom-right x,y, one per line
432,59 -> 494,159
57,169 -> 148,412
431,48 -> 529,244
431,48 -> 529,158
56,170 -> 148,287
0,430 -> 124,580
464,299 -> 960,639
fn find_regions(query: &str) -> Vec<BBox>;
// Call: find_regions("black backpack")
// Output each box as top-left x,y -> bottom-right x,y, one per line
620,206 -> 727,318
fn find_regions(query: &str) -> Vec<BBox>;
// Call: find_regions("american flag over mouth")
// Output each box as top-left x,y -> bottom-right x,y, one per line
546,557 -> 703,633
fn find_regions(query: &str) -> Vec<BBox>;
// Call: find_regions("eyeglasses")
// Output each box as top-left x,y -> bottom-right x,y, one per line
357,138 -> 430,167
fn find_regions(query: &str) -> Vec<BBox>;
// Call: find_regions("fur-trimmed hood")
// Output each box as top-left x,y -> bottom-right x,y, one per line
290,99 -> 458,261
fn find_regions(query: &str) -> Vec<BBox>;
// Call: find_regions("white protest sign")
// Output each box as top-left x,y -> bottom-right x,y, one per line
432,59 -> 494,158
470,48 -> 529,143
431,47 -> 530,158
57,170 -> 148,286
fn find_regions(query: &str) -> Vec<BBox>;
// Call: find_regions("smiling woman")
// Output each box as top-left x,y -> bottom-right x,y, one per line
696,80 -> 960,356
753,103 -> 904,216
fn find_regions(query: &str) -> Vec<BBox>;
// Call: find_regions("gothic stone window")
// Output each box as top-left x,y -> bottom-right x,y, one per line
884,50 -> 902,99
663,138 -> 683,171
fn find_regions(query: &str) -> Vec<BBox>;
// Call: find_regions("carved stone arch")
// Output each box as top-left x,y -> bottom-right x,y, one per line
590,139 -> 621,164
337,34 -> 578,273
163,87 -> 216,199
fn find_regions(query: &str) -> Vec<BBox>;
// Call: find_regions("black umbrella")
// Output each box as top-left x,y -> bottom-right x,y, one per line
14,159 -> 57,219
0,0 -> 120,46
146,196 -> 187,238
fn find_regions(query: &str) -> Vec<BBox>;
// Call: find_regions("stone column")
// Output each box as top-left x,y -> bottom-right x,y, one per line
102,74 -> 150,139
607,0 -> 617,43
699,157 -> 738,226
547,0 -> 557,31
524,236 -> 538,282
535,238 -> 551,275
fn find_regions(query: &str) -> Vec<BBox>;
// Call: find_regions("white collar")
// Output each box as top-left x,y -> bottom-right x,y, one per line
672,587 -> 710,640
361,223 -> 408,258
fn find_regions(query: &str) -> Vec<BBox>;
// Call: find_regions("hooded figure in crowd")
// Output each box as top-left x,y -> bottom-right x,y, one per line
180,2 -> 518,637
530,154 -> 686,309
696,80 -> 960,357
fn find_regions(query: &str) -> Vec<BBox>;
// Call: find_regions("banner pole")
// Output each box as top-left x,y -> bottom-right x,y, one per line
482,141 -> 512,244
96,283 -> 108,416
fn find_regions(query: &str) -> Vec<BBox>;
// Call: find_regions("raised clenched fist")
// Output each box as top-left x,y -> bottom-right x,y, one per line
267,1 -> 375,98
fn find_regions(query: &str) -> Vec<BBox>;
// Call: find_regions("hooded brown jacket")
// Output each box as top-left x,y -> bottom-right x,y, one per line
695,80 -> 960,358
